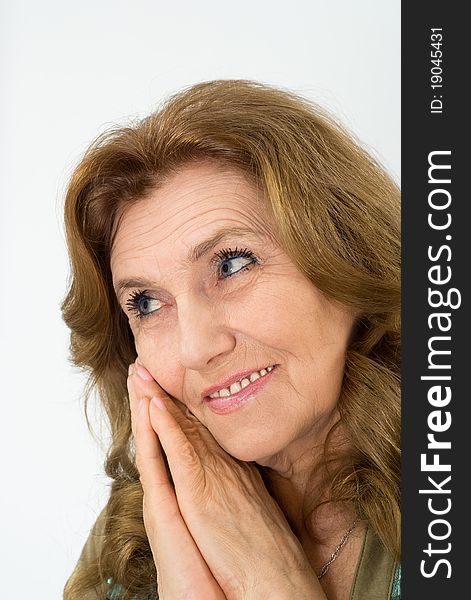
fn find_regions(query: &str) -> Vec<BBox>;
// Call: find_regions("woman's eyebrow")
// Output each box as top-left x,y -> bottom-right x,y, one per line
187,225 -> 260,262
114,225 -> 261,299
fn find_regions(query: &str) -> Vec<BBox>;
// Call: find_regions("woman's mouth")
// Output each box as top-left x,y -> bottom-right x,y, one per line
203,364 -> 278,415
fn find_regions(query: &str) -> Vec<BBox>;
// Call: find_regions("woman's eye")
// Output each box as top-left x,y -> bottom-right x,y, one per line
214,246 -> 258,279
125,290 -> 161,320
123,247 -> 258,321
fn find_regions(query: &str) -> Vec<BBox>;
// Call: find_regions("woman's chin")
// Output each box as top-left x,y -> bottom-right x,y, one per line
214,437 -> 280,463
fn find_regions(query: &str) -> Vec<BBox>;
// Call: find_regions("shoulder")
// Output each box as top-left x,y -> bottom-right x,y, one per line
69,507 -> 159,600
350,527 -> 400,600
78,505 -> 109,566
64,506 -> 109,599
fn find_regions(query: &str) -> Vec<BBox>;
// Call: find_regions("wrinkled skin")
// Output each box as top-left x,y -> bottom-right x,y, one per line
113,161 -> 358,598
111,162 -> 357,468
128,360 -> 325,599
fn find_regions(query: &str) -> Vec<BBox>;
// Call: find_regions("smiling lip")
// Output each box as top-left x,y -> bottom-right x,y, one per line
203,365 -> 278,415
201,364 -> 277,400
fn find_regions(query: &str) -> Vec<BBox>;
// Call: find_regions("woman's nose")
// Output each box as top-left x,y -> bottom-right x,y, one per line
176,291 -> 235,370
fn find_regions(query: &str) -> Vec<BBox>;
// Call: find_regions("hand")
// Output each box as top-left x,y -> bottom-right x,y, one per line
127,363 -> 227,600
129,359 -> 326,600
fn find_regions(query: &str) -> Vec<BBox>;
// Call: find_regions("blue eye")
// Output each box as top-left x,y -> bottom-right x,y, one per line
213,246 -> 258,279
125,247 -> 258,320
125,290 -> 161,320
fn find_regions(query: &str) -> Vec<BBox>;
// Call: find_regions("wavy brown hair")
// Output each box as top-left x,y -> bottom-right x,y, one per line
62,79 -> 400,599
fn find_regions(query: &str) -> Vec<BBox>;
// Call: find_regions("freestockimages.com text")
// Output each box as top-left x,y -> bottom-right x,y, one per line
419,150 -> 461,579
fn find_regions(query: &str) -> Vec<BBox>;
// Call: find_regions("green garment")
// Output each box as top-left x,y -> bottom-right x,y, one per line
349,526 -> 401,600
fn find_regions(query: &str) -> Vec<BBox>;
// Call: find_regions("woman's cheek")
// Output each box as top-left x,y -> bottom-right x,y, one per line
134,339 -> 184,401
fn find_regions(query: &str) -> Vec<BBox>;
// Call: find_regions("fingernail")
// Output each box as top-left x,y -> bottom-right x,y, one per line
151,396 -> 166,411
136,363 -> 153,381
128,364 -> 135,376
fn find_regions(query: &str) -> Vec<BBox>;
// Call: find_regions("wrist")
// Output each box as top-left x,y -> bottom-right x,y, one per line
244,566 -> 326,600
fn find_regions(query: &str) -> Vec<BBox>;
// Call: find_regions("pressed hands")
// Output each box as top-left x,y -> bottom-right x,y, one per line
128,358 -> 326,600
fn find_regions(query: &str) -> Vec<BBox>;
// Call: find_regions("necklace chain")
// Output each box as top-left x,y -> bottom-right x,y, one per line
317,519 -> 359,580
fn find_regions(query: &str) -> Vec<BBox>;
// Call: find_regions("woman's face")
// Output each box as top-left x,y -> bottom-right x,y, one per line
111,162 -> 357,463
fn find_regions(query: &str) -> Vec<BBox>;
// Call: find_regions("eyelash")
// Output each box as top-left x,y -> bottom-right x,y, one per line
125,246 -> 258,320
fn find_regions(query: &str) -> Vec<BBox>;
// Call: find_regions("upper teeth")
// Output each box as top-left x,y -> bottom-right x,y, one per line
208,365 -> 275,398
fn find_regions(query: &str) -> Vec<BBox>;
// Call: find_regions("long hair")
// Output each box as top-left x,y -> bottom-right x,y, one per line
61,79 -> 400,599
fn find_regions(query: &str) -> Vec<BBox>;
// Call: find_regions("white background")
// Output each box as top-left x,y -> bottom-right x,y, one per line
1,1 -> 400,597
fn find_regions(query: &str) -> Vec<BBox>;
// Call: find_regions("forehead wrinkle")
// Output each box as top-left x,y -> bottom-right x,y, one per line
111,166 -> 278,298
113,164 -> 269,256
175,207 -> 263,255
150,167 -> 265,231
134,194 -> 264,260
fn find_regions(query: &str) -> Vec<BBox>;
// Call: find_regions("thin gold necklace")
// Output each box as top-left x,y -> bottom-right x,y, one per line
317,519 -> 359,579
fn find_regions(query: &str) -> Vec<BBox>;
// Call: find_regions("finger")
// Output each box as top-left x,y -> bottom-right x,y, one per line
130,368 -> 194,445
129,375 -> 227,597
148,396 -> 205,495
130,367 -> 206,479
128,374 -> 177,515
132,361 -> 222,452
127,366 -> 143,439
133,359 -> 193,424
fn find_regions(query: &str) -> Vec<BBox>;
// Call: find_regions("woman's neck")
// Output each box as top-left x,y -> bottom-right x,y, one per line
254,415 -> 361,580
258,458 -> 364,600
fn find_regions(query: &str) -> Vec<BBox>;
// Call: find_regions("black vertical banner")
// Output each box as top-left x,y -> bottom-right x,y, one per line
402,4 -> 468,598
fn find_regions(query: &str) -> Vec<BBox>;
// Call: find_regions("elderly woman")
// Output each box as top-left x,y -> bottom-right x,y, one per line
62,79 -> 400,600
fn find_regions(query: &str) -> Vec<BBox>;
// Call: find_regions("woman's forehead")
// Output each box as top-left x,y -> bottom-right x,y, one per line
114,165 -> 266,241
109,163 -> 276,281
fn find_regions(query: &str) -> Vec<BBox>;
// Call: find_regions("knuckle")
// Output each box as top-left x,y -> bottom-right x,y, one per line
178,443 -> 200,468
